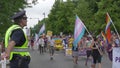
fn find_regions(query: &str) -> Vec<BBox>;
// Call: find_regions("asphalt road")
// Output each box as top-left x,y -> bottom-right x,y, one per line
29,50 -> 112,68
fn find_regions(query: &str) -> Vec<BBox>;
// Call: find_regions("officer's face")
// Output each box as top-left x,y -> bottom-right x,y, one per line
22,15 -> 27,26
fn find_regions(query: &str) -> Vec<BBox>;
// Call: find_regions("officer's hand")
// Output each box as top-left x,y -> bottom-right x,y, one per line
1,52 -> 9,60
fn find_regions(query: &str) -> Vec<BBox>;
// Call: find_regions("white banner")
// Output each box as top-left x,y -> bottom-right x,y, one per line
113,47 -> 120,68
26,28 -> 31,36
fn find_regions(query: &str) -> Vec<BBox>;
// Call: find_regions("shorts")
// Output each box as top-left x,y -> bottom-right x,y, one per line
92,55 -> 102,64
72,51 -> 79,57
86,50 -> 92,57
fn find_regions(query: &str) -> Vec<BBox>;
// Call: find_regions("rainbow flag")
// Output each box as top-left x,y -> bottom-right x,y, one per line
105,13 -> 112,33
105,13 -> 112,43
73,15 -> 85,50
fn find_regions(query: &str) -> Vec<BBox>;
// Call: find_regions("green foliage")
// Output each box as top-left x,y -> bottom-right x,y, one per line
46,0 -> 76,35
0,0 -> 25,38
0,0 -> 38,39
33,0 -> 120,35
95,0 -> 120,33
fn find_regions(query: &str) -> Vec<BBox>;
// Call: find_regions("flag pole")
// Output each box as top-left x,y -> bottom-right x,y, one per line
107,13 -> 120,41
111,21 -> 120,40
77,16 -> 92,38
81,21 -> 92,38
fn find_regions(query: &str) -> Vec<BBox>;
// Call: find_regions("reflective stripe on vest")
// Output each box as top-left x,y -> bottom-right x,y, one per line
5,25 -> 30,60
13,48 -> 28,52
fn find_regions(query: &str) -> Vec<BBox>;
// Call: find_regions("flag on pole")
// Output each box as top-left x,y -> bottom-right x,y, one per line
34,33 -> 39,43
38,23 -> 45,36
105,13 -> 112,43
105,13 -> 112,32
34,33 -> 39,49
73,15 -> 85,50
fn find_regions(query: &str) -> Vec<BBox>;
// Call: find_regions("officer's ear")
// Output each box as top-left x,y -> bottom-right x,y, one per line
13,18 -> 21,24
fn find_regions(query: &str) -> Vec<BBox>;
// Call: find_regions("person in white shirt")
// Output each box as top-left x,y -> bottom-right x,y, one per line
38,36 -> 45,54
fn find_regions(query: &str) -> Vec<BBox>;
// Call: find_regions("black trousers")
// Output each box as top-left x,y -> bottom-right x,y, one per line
39,45 -> 44,54
10,54 -> 30,68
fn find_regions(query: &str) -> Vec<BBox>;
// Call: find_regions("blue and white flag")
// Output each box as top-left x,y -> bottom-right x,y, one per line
38,23 -> 45,36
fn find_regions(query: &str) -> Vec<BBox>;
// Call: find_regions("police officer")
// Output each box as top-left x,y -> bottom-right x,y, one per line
2,10 -> 30,68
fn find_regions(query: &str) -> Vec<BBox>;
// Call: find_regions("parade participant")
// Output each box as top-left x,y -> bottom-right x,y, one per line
48,36 -> 55,60
38,35 -> 45,54
72,40 -> 81,64
43,35 -> 48,52
85,36 -> 92,66
72,46 -> 79,64
31,37 -> 34,50
91,37 -> 103,68
107,37 -> 117,62
114,35 -> 120,46
68,36 -> 74,48
62,35 -> 68,49
1,10 -> 31,68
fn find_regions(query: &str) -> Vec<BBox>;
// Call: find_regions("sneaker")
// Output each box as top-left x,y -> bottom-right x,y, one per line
85,62 -> 87,66
73,61 -> 78,64
50,57 -> 53,60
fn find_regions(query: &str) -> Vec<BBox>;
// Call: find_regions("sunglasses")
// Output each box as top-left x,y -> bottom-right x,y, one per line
22,17 -> 27,20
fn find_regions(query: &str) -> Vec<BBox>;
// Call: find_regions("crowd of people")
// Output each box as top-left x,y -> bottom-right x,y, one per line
23,30 -> 120,68
27,34 -> 74,60
71,32 -> 120,68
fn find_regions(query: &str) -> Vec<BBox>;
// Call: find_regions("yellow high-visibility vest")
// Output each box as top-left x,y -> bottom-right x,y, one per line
5,25 -> 30,60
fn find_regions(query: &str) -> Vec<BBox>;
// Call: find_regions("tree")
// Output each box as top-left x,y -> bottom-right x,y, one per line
33,0 -> 120,36
0,0 -> 38,40
46,0 -> 75,35
94,0 -> 120,33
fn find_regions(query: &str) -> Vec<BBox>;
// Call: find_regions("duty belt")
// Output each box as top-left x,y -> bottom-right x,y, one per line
12,48 -> 28,52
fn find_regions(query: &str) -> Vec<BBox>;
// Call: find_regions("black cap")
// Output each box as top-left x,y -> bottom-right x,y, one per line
11,10 -> 26,19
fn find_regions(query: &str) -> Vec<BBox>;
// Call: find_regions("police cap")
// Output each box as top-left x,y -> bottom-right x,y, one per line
11,10 -> 26,20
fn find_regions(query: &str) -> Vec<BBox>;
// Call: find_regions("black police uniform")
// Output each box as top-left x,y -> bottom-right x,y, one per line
9,10 -> 30,68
